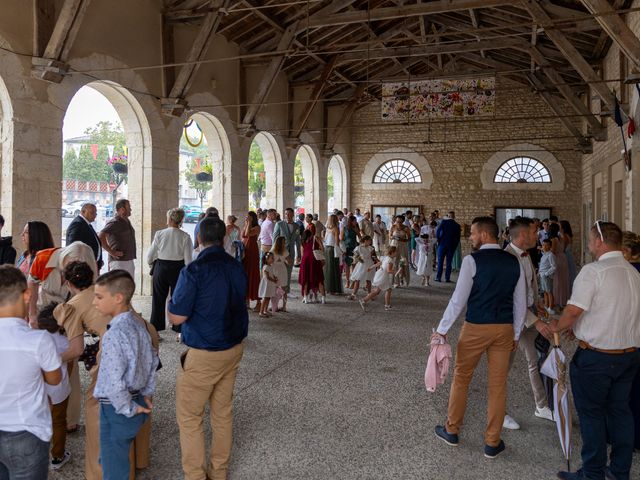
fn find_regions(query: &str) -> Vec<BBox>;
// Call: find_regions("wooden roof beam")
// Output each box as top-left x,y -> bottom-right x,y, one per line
527,72 -> 592,152
240,21 -> 299,132
528,45 -> 605,139
524,0 -> 616,110
161,0 -> 231,116
592,0 -> 626,58
32,0 -> 92,82
305,0 -> 516,29
579,0 -> 640,70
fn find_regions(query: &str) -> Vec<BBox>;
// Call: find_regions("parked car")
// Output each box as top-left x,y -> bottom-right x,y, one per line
184,207 -> 203,223
61,199 -> 91,218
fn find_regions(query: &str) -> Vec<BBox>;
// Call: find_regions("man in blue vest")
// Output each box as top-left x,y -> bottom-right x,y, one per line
433,216 -> 526,459
435,211 -> 461,282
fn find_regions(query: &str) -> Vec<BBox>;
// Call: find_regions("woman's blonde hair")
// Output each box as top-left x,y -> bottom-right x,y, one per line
168,208 -> 185,225
59,241 -> 98,279
271,236 -> 287,256
622,231 -> 640,260
327,214 -> 338,230
386,245 -> 397,256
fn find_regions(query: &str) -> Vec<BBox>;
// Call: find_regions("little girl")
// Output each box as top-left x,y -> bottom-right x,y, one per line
349,235 -> 376,300
359,246 -> 398,311
258,252 -> 278,318
37,303 -> 72,470
271,237 -> 289,312
416,233 -> 434,286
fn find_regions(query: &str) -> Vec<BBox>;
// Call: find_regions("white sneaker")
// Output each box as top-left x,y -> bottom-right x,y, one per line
50,450 -> 71,470
302,296 -> 308,304
320,296 -> 326,304
534,406 -> 554,421
502,414 -> 520,430
359,299 -> 366,311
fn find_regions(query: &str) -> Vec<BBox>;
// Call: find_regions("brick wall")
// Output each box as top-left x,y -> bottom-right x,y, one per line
349,77 -> 583,256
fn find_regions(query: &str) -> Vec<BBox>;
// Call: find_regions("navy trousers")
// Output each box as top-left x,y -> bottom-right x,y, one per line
436,244 -> 455,281
570,348 -> 640,480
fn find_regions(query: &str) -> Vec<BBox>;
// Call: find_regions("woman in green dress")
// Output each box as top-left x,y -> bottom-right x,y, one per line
341,215 -> 360,290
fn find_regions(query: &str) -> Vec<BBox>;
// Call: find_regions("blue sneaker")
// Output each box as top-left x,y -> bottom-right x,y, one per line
484,440 -> 505,459
556,471 -> 583,480
434,425 -> 459,446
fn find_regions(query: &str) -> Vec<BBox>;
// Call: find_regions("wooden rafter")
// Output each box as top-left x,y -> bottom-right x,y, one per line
240,21 -> 299,130
524,0 -> 616,110
162,0 -> 231,116
579,0 -> 640,70
32,0 -> 92,82
292,55 -> 338,139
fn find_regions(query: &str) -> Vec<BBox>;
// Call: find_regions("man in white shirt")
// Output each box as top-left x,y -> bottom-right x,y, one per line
372,215 -> 388,254
259,209 -> 276,267
433,217 -> 526,459
0,265 -> 62,479
503,217 -> 554,431
551,221 -> 640,480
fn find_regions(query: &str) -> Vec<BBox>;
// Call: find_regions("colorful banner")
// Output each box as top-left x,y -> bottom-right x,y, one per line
381,77 -> 495,120
90,144 -> 99,160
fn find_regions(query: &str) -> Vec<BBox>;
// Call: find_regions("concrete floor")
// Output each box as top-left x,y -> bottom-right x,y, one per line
51,272 -> 639,480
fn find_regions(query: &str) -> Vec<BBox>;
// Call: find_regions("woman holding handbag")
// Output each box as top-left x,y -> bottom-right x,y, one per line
299,229 -> 326,304
147,208 -> 193,333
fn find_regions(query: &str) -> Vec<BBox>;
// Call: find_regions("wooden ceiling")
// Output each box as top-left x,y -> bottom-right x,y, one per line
161,0 -> 637,148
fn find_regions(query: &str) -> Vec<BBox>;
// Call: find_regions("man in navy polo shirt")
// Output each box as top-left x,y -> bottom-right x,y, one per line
168,217 -> 248,480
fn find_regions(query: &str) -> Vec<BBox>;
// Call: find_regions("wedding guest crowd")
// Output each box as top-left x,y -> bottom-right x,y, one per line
0,197 -> 638,480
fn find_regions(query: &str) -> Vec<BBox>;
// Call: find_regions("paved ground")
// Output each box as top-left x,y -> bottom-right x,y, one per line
52,272 -> 639,480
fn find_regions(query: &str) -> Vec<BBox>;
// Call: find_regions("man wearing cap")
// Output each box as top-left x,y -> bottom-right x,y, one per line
551,221 -> 640,480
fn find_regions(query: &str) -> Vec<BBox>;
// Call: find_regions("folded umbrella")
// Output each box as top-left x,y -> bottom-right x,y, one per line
541,333 -> 572,472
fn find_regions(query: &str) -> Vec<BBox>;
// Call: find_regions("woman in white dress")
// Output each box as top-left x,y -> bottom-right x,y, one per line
349,236 -> 376,299
258,252 -> 278,318
359,246 -> 398,311
415,233 -> 434,286
270,237 -> 289,312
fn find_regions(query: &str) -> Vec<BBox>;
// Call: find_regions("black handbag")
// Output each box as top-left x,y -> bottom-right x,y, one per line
149,260 -> 157,276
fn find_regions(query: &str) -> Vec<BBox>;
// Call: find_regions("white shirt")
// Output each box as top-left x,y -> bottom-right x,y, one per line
508,243 -> 534,308
0,317 -> 61,441
436,244 -> 527,340
259,219 -> 274,246
147,227 -> 193,265
569,251 -> 640,349
46,332 -> 71,405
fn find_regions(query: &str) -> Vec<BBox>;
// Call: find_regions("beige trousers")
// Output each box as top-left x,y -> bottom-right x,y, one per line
85,367 -> 152,480
509,324 -> 548,409
176,343 -> 244,480
446,322 -> 514,447
67,361 -> 81,427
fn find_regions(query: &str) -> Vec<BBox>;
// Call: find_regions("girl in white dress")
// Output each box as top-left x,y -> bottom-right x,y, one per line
416,233 -> 434,286
270,237 -> 289,312
359,246 -> 398,311
349,236 -> 376,299
258,252 -> 278,318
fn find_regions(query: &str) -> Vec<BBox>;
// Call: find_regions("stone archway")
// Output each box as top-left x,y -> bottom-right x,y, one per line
251,131 -> 283,212
327,154 -> 347,213
294,144 -> 320,214
181,112 -> 233,216
0,75 -> 13,226
65,80 -> 152,289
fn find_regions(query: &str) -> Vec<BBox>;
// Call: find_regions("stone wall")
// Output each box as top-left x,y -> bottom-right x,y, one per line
349,77 -> 583,256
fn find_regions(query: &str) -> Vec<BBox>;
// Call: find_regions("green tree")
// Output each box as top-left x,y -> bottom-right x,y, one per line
183,157 -> 212,208
294,154 -> 304,207
248,141 -> 265,209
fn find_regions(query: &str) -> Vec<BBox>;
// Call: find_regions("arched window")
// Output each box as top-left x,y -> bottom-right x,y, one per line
373,159 -> 422,183
494,157 -> 551,183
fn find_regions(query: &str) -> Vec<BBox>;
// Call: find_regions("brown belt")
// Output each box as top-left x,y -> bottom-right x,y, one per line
578,340 -> 637,355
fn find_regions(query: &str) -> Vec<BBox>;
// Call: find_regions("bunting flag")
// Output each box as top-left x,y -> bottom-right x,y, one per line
196,157 -> 201,170
123,145 -> 128,156
90,144 -> 99,160
72,144 -> 82,156
107,145 -> 115,158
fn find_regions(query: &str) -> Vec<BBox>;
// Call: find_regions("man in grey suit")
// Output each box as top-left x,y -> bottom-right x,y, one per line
272,207 -> 301,293
503,216 -> 554,430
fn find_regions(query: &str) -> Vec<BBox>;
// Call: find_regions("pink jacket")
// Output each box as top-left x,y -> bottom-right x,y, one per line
424,337 -> 452,392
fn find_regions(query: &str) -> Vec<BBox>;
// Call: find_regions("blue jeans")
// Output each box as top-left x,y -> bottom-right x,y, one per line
570,348 -> 640,480
100,398 -> 148,480
436,244 -> 455,281
0,430 -> 49,480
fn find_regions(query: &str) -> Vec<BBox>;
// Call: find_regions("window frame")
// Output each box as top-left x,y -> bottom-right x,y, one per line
372,159 -> 422,184
493,156 -> 552,184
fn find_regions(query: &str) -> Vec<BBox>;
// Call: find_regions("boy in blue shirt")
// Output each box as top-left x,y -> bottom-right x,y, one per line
92,270 -> 158,480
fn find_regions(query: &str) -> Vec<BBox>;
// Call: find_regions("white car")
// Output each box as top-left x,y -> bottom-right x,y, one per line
61,199 -> 91,218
